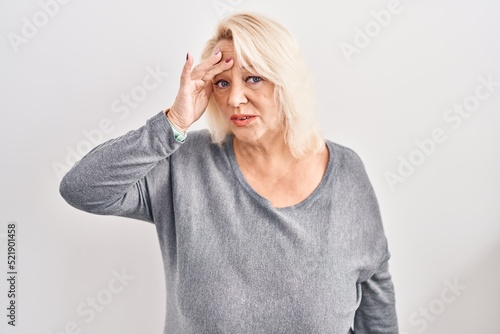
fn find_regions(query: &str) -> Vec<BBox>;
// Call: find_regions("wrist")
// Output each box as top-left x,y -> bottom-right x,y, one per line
164,107 -> 188,133
164,108 -> 188,143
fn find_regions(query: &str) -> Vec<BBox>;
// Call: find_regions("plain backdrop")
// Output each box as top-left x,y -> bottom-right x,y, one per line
1,0 -> 499,333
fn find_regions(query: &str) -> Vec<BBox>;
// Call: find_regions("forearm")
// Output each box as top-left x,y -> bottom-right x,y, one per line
59,111 -> 181,217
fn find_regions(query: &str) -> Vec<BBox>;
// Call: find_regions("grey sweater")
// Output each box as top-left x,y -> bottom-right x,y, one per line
60,111 -> 398,334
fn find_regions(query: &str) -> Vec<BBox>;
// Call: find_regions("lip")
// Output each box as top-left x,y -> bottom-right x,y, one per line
230,114 -> 256,127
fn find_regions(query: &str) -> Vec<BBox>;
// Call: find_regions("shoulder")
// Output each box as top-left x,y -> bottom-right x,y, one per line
172,129 -> 230,166
326,140 -> 369,183
181,129 -> 212,148
327,140 -> 363,163
325,140 -> 379,214
179,129 -> 226,153
326,141 -> 389,272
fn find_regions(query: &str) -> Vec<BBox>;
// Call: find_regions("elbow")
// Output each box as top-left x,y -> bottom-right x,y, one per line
59,171 -> 82,209
59,171 -> 95,212
59,171 -> 119,215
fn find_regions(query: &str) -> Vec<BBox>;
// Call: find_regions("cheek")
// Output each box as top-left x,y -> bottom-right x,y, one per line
212,93 -> 226,110
261,87 -> 277,109
262,96 -> 280,115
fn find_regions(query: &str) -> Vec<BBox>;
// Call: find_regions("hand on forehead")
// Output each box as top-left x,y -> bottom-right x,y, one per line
214,40 -> 256,75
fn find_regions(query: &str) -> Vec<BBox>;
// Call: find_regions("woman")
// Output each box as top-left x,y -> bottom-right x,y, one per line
60,12 -> 398,334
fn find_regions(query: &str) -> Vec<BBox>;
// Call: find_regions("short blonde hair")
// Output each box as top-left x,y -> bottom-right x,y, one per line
201,12 -> 325,158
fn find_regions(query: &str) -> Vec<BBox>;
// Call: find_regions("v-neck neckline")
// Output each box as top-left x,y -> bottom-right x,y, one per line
224,135 -> 336,211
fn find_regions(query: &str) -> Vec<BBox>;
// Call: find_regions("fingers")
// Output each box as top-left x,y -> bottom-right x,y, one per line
193,50 -> 223,73
180,50 -> 234,89
202,56 -> 233,82
191,51 -> 234,82
180,52 -> 195,82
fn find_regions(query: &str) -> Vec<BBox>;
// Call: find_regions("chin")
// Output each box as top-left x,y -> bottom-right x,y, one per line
232,129 -> 265,145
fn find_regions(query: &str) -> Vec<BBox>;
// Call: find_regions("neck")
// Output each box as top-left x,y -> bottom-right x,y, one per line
233,133 -> 297,169
231,133 -> 329,208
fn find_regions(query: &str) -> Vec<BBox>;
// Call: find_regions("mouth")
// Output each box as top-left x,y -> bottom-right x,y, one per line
230,114 -> 256,127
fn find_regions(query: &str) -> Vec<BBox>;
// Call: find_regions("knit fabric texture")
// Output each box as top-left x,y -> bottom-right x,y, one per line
60,111 -> 399,334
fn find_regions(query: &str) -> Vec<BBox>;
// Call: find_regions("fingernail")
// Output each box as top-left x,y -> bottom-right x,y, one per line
214,48 -> 220,55
186,52 -> 189,61
225,57 -> 232,63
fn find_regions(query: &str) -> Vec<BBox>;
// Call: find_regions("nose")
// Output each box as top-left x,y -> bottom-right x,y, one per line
227,82 -> 248,107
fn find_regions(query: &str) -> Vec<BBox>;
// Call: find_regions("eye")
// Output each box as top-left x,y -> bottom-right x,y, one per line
214,80 -> 230,88
246,76 -> 263,84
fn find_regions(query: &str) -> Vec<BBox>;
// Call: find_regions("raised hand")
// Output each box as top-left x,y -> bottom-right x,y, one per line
166,50 -> 234,132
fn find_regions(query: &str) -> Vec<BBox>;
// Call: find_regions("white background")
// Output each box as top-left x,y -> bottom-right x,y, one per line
1,0 -> 499,333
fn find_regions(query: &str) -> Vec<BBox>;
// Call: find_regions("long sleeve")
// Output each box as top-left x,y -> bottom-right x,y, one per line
354,259 -> 398,333
59,124 -> 399,333
59,111 -> 182,222
338,146 -> 398,333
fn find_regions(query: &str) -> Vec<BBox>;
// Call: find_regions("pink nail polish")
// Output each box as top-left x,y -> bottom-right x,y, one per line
225,57 -> 232,63
214,48 -> 220,55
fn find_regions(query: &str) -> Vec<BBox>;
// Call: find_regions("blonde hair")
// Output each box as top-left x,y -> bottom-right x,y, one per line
201,12 -> 324,158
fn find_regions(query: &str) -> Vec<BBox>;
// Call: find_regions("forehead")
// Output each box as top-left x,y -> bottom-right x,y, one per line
215,39 -> 235,52
214,39 -> 254,72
